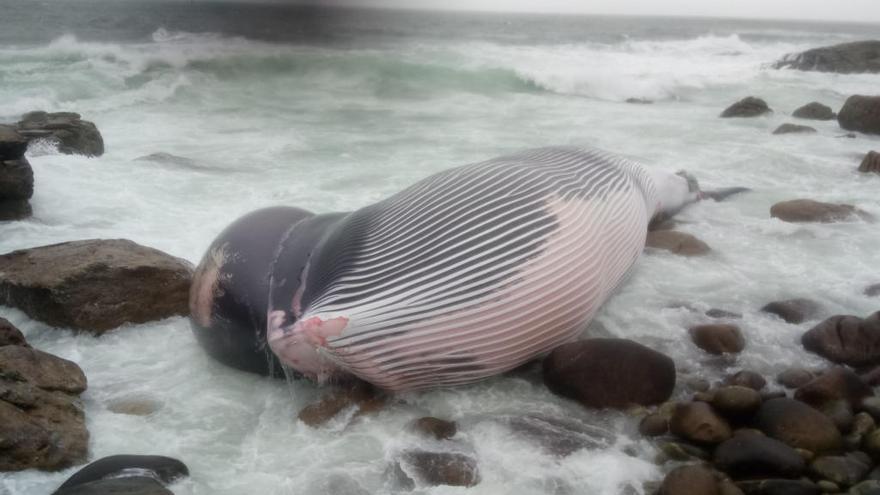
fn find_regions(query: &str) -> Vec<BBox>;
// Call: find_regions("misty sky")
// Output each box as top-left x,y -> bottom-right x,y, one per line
309,0 -> 880,23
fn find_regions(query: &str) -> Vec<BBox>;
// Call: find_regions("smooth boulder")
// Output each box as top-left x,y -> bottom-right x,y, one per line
659,464 -> 720,495
753,398 -> 841,454
0,125 -> 34,221
721,97 -> 772,118
859,151 -> 880,174
0,317 -> 28,347
810,452 -> 872,488
772,123 -> 817,135
689,324 -> 745,355
16,111 -> 104,157
542,338 -> 675,409
773,41 -> 880,74
670,402 -> 732,445
838,95 -> 880,135
714,431 -> 806,479
761,299 -> 822,324
801,312 -> 880,367
0,239 -> 193,333
792,102 -> 836,121
770,199 -> 868,223
645,230 -> 711,256
794,367 -> 873,409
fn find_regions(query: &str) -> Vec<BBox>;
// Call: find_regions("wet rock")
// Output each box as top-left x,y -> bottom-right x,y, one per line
707,309 -> 743,319
773,41 -> 880,74
725,371 -> 767,391
754,398 -> 842,454
0,158 -> 34,201
53,476 -> 173,495
501,414 -> 613,456
0,199 -> 32,222
845,413 -> 876,449
714,431 -> 806,479
393,450 -> 480,488
770,199 -> 870,223
297,381 -> 386,427
646,230 -> 711,256
795,367 -> 873,409
0,346 -> 86,393
711,386 -> 763,419
792,102 -> 837,121
810,452 -> 872,487
0,318 -> 28,347
670,402 -> 732,445
736,479 -> 821,495
639,413 -> 669,437
862,429 -> 880,459
410,417 -> 457,441
720,97 -> 772,118
0,125 -> 29,160
773,123 -> 817,135
0,126 -> 33,221
53,454 -> 189,493
542,338 -> 675,408
16,111 -> 104,157
838,95 -> 880,135
859,151 -> 880,174
801,313 -> 880,367
861,396 -> 880,419
850,480 -> 880,495
866,284 -> 880,297
657,441 -> 711,462
777,368 -> 815,389
818,400 -> 855,433
0,239 -> 193,333
689,324 -> 745,355
761,299 -> 822,325
659,464 -> 720,495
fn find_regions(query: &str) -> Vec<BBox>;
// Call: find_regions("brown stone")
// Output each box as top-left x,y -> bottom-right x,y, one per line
802,312 -> 880,367
670,402 -> 732,445
794,367 -> 873,409
646,230 -> 711,256
659,464 -> 720,495
777,368 -> 814,389
720,97 -> 772,118
542,338 -> 675,409
838,95 -> 880,135
0,158 -> 34,200
394,451 -> 480,488
0,346 -> 86,393
17,111 -> 104,157
735,479 -> 821,495
714,430 -> 806,479
859,151 -> 880,174
0,239 -> 193,333
639,413 -> 669,437
754,398 -> 842,454
772,123 -> 817,135
711,386 -> 763,419
792,102 -> 836,121
410,417 -> 457,441
0,318 -> 28,347
770,199 -> 870,223
0,199 -> 32,222
761,299 -> 822,324
810,452 -> 872,487
724,371 -> 767,391
690,324 -> 745,355
297,381 -> 385,427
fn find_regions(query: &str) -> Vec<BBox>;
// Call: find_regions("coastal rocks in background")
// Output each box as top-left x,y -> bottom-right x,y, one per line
753,398 -> 842,454
713,431 -> 806,479
859,151 -> 880,174
0,239 -> 193,333
52,454 -> 189,495
760,299 -> 822,324
772,123 -> 817,135
410,417 -> 457,441
720,97 -> 772,118
542,338 -> 675,409
297,381 -> 386,427
773,40 -> 880,74
770,199 -> 870,223
838,95 -> 880,135
389,450 -> 480,489
689,324 -> 745,355
16,111 -> 104,157
792,102 -> 836,121
801,312 -> 880,367
0,325 -> 89,471
645,230 -> 711,256
0,125 -> 34,221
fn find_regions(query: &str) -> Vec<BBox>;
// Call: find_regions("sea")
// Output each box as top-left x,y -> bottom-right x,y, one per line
1,1 -> 879,494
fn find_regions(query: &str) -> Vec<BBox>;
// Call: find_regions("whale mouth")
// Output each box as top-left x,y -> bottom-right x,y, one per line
266,311 -> 349,380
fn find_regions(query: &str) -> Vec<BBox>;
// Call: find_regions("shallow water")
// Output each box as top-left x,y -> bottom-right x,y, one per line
1,2 -> 880,494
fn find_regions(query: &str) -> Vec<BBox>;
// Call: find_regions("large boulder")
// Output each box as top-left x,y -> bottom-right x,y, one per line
542,338 -> 675,409
0,126 -> 34,222
773,41 -> 880,74
390,451 -> 480,489
714,431 -> 806,479
770,199 -> 869,223
0,346 -> 86,393
0,125 -> 29,160
838,95 -> 880,135
689,324 -> 745,355
859,151 -> 880,174
801,312 -> 880,367
753,398 -> 841,454
659,464 -> 720,495
645,230 -> 711,256
794,367 -> 873,409
792,102 -> 836,121
16,111 -> 104,157
0,239 -> 193,333
720,97 -> 772,118
761,298 -> 822,324
772,123 -> 817,135
0,317 -> 28,347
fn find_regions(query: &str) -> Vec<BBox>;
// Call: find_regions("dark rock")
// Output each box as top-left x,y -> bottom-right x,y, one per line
53,476 -> 172,495
720,479 -> 746,495
659,464 -> 720,495
859,151 -> 880,174
639,413 -> 669,437
0,199 -> 32,222
773,123 -> 817,135
394,451 -> 480,488
863,429 -> 880,458
754,398 -> 842,454
735,479 -> 820,495
714,431 -> 806,479
690,324 -> 745,355
777,368 -> 815,389
0,318 -> 28,347
795,367 -> 873,409
707,309 -> 743,319
657,441 -> 711,462
850,480 -> 880,495
761,299 -> 822,325
542,338 -> 676,408
0,346 -> 86,393
792,102 -> 836,121
670,402 -> 732,445
866,284 -> 880,297
770,199 -> 870,223
801,312 -> 880,367
501,414 -> 613,456
810,452 -> 872,487
0,239 -> 193,333
845,413 -> 875,449
297,381 -> 386,427
711,386 -> 763,419
411,417 -> 457,441
646,230 -> 711,256
861,397 -> 880,421
721,97 -> 772,118
0,125 -> 29,160
773,41 -> 880,74
818,399 -> 855,433
725,371 -> 767,391
53,455 -> 188,493
838,95 -> 880,135
17,111 -> 104,157
0,158 -> 34,200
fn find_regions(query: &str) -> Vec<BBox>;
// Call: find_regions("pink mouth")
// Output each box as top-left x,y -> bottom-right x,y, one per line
267,311 -> 349,380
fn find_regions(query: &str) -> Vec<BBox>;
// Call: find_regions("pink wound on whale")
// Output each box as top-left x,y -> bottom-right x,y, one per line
298,316 -> 349,347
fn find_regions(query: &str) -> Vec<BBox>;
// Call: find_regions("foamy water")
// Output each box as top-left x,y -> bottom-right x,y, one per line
1,5 -> 880,494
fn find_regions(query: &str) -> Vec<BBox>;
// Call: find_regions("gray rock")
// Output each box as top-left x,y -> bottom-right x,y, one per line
0,199 -> 32,222
735,479 -> 820,495
646,230 -> 711,256
773,123 -> 817,135
770,199 -> 871,223
802,312 -> 880,367
792,102 -> 836,121
838,95 -> 880,135
0,317 -> 28,347
0,158 -> 34,201
393,451 -> 480,488
0,125 -> 29,160
500,414 -> 613,456
410,417 -> 457,441
714,431 -> 806,479
721,97 -> 772,118
859,151 -> 880,174
773,41 -> 880,74
810,452 -> 872,487
777,368 -> 815,389
761,299 -> 822,325
17,111 -> 104,157
754,398 -> 842,454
